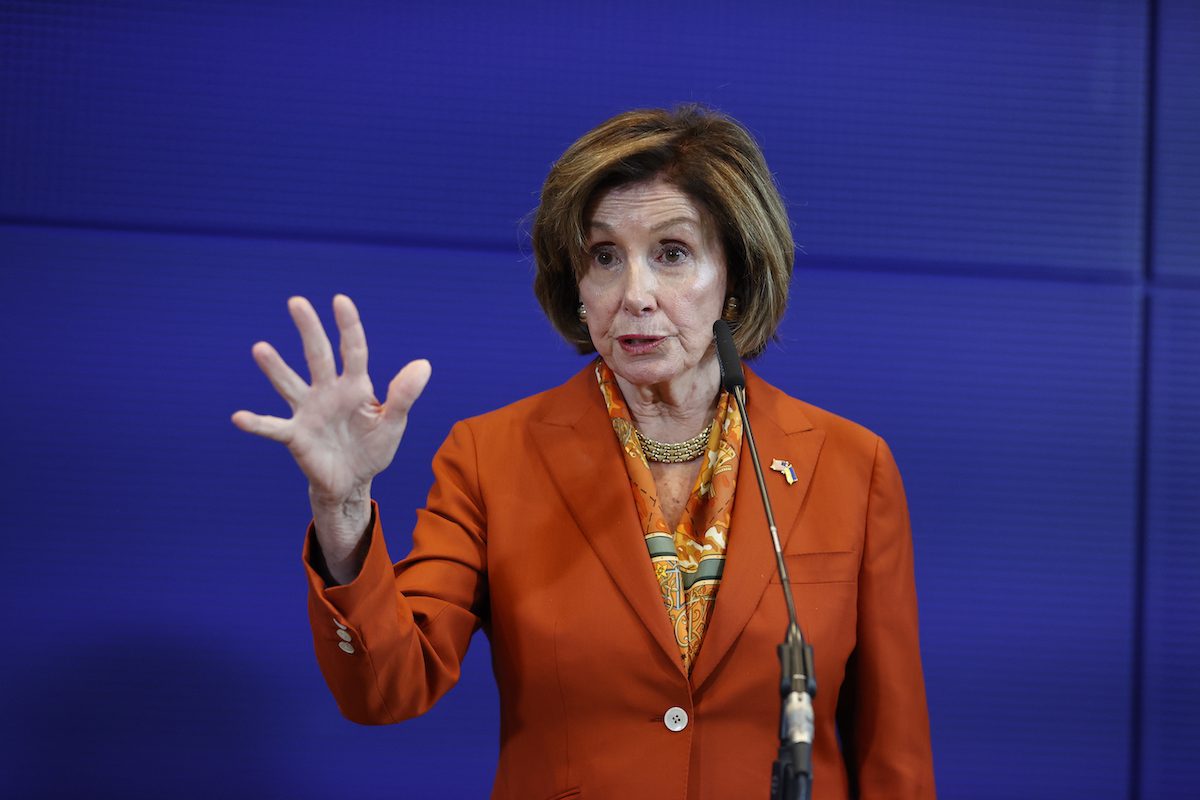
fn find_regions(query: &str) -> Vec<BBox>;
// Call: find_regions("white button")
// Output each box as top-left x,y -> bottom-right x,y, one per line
336,629 -> 352,642
663,706 -> 689,732
338,641 -> 355,654
333,618 -> 347,630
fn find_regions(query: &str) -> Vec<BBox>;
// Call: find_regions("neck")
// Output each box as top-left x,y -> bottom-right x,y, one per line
614,356 -> 722,441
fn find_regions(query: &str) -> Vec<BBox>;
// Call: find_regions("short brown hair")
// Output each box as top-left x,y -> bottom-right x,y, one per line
532,105 -> 794,358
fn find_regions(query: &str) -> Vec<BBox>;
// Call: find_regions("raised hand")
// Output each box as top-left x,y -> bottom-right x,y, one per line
232,294 -> 430,579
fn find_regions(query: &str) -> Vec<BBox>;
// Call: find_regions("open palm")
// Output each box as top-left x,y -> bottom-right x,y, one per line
232,294 -> 431,506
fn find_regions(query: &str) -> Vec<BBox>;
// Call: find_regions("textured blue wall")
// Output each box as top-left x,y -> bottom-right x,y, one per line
1,1 -> 1194,798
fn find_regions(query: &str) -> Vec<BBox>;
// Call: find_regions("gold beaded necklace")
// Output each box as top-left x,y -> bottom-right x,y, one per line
634,422 -> 714,464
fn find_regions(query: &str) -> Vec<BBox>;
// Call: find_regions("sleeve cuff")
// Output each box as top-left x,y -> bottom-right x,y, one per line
302,500 -> 397,627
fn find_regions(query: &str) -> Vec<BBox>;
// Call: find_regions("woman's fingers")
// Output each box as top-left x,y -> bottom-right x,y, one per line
383,359 -> 432,423
251,341 -> 308,407
230,410 -> 292,442
332,294 -> 368,377
288,296 -> 338,385
237,296 -> 420,461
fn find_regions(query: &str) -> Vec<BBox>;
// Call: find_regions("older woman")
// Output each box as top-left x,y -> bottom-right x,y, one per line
233,107 -> 935,799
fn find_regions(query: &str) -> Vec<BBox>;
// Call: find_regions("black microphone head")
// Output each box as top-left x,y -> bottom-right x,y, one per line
713,320 -> 745,392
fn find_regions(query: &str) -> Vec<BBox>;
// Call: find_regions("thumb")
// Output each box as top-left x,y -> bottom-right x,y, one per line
383,358 -> 432,422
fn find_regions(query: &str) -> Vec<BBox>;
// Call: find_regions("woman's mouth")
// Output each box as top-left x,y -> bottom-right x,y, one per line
617,335 -> 664,355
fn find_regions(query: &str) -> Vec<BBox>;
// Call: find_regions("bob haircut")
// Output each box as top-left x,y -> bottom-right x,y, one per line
532,105 -> 794,359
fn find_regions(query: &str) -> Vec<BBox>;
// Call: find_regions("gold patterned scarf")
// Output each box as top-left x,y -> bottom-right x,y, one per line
595,360 -> 743,670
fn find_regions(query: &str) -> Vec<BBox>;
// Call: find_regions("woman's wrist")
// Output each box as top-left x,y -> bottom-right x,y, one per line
309,483 -> 373,584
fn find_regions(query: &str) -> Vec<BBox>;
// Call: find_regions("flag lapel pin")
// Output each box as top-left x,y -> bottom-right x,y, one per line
770,459 -> 797,485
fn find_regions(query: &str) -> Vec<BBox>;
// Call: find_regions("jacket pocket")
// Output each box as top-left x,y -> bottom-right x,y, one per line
541,789 -> 581,800
769,550 -> 859,584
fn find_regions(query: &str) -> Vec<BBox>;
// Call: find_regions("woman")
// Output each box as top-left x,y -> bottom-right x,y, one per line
233,107 -> 935,799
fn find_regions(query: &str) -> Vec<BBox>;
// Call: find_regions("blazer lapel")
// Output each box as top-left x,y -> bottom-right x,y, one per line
530,366 -> 686,676
690,368 -> 825,691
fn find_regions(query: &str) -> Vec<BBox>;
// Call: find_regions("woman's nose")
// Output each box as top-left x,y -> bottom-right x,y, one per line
621,258 -> 657,314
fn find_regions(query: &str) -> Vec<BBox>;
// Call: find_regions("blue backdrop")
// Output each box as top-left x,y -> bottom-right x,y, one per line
1,1 -> 1196,798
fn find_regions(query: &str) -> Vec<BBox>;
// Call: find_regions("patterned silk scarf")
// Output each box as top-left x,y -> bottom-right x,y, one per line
595,360 -> 743,670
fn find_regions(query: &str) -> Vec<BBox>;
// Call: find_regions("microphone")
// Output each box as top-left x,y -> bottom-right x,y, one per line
713,320 -> 815,800
713,320 -> 745,392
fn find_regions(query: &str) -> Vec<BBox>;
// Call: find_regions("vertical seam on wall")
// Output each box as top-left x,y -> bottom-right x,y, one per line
1131,1 -> 1158,798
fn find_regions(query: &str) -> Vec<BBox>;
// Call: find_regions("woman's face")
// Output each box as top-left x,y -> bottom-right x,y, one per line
578,177 -> 727,393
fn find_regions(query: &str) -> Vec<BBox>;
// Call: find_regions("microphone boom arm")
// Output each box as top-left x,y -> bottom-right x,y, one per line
728,384 -> 816,800
713,320 -> 815,800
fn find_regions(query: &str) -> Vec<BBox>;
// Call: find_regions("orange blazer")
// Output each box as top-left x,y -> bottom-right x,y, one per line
304,364 -> 936,800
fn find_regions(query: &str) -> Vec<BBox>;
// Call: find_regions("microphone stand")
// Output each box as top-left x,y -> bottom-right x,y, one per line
713,322 -> 815,800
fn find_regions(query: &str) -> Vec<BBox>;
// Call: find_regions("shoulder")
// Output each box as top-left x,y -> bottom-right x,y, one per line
743,366 -> 905,495
445,362 -> 601,444
422,366 -> 599,495
746,369 -> 910,521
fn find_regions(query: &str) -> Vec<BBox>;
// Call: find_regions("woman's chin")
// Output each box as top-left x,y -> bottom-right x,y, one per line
604,355 -> 690,391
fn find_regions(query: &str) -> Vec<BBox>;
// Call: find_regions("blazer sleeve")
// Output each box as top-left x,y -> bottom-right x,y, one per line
301,420 -> 488,725
837,436 -> 937,798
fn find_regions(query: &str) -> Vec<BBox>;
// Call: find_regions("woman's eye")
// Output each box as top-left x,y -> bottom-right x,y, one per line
591,247 -> 617,268
661,244 -> 689,264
